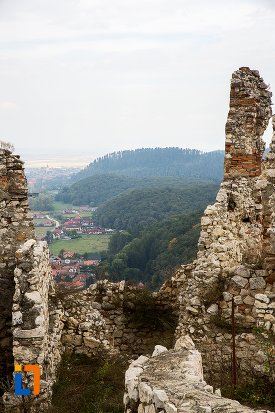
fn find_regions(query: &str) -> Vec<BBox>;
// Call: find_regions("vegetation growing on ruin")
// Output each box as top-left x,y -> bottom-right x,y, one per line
206,328 -> 275,410
123,288 -> 177,331
49,353 -> 126,413
234,378 -> 275,409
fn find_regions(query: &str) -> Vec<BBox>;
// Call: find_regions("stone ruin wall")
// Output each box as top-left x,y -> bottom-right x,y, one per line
174,67 -> 275,387
0,149 -> 35,390
0,149 -> 66,411
3,240 -> 64,412
61,280 -> 176,358
123,67 -> 275,413
124,337 -> 274,413
1,246 -> 175,411
224,67 -> 272,179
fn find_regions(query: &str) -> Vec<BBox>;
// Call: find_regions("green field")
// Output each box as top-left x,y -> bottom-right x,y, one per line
63,212 -> 93,218
49,234 -> 110,255
52,201 -> 93,218
53,201 -> 76,211
35,227 -> 49,240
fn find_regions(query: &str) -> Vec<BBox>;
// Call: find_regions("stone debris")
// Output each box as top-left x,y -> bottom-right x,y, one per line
124,337 -> 273,413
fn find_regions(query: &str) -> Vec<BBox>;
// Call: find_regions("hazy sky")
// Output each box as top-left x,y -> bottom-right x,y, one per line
0,0 -> 275,161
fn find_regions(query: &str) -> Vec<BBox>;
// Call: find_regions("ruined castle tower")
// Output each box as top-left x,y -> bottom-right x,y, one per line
174,67 -> 275,386
0,148 -> 35,385
124,67 -> 275,413
224,67 -> 272,178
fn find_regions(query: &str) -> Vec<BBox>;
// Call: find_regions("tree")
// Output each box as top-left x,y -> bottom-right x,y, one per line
44,231 -> 53,244
29,193 -> 54,211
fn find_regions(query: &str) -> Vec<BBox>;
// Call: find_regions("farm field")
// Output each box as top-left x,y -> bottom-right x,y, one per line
52,201 -> 76,211
49,234 -> 110,255
52,201 -> 94,218
35,227 -> 49,240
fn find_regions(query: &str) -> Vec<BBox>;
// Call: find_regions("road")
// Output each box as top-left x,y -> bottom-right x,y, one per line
46,215 -> 60,228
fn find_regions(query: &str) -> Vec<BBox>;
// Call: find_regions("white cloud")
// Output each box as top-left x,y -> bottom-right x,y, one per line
0,0 -> 274,158
0,101 -> 17,110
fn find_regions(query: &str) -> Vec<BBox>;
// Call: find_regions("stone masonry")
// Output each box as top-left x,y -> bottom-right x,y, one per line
224,67 -> 272,178
173,68 -> 275,387
0,152 -> 175,411
124,337 -> 274,413
61,280 -> 175,358
0,149 -> 35,389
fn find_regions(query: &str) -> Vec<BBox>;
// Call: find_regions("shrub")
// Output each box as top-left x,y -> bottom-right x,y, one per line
49,353 -> 127,413
123,288 -> 177,331
234,378 -> 275,409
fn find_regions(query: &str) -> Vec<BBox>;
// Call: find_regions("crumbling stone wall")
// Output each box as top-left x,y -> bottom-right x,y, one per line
224,67 -> 272,179
0,149 -> 35,388
61,280 -> 175,358
0,148 -> 65,412
124,337 -> 273,413
174,67 -> 275,387
2,240 -> 64,412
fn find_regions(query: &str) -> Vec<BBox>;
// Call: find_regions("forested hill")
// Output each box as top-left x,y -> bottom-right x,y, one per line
56,175 -> 218,206
96,181 -> 219,234
72,148 -> 224,182
98,211 -> 203,289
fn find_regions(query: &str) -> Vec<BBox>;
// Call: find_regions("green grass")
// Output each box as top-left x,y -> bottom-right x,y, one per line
49,235 -> 110,255
50,354 -> 126,413
52,201 -> 94,218
35,227 -> 49,240
53,201 -> 76,211
233,379 -> 275,410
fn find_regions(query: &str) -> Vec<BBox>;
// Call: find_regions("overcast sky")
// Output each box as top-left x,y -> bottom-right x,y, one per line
0,0 -> 275,162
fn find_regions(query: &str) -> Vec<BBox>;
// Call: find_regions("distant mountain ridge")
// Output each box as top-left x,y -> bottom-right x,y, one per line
71,147 -> 224,182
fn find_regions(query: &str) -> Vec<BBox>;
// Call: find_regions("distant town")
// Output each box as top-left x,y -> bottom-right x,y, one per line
32,205 -> 114,290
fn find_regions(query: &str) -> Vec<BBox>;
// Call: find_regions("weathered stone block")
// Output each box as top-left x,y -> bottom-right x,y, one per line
249,277 -> 266,290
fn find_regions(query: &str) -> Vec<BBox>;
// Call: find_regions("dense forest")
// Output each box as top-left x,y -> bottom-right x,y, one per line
56,174 -> 218,207
71,147 -> 224,182
97,211 -> 202,290
96,181 -> 219,234
95,180 -> 219,288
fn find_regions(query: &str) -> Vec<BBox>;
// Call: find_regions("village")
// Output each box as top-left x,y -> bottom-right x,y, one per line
49,254 -> 99,289
33,205 -> 114,289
